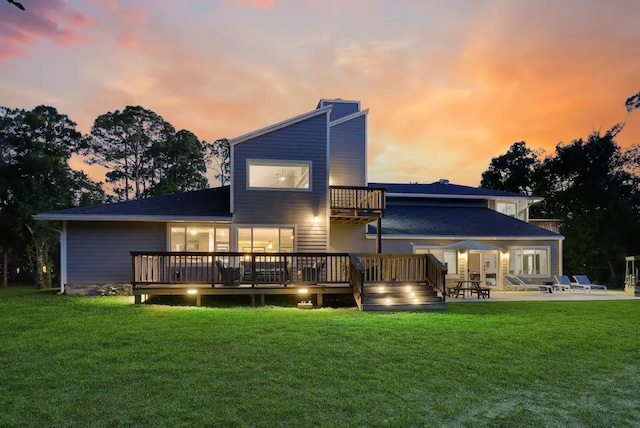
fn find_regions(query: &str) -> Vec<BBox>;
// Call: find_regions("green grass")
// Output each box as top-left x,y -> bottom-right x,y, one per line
1,287 -> 639,427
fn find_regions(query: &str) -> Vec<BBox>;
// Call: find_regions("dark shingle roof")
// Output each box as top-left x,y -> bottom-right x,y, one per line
36,186 -> 231,220
368,205 -> 561,238
369,181 -> 534,199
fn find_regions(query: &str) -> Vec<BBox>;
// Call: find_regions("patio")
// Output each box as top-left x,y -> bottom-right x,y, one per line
449,289 -> 638,302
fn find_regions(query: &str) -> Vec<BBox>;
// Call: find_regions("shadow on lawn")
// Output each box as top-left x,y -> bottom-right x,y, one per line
145,293 -> 357,309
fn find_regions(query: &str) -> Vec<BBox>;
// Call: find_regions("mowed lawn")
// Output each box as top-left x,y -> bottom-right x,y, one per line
1,288 -> 639,427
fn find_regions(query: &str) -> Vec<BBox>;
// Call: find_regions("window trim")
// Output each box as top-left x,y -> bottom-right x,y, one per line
235,225 -> 297,253
246,159 -> 312,191
507,245 -> 551,277
167,223 -> 230,252
496,200 -> 518,218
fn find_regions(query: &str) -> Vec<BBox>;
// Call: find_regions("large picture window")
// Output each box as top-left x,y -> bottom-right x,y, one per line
170,225 -> 230,252
248,160 -> 310,190
237,227 -> 295,253
509,247 -> 549,276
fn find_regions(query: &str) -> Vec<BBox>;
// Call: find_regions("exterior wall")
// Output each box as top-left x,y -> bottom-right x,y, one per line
67,221 -> 166,285
329,224 -> 373,253
329,115 -> 366,186
232,113 -> 329,252
374,237 -> 562,290
318,100 -> 360,122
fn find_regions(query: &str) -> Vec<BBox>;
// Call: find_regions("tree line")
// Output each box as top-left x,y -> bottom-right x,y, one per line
480,91 -> 640,286
0,104 -> 230,288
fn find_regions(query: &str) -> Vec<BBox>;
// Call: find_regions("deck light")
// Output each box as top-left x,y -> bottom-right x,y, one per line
410,292 -> 415,297
299,288 -> 308,294
406,285 -> 413,292
385,298 -> 392,305
378,286 -> 385,293
413,298 -> 419,304
187,289 -> 198,295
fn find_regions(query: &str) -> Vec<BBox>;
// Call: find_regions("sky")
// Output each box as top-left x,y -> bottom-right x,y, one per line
1,0 -> 639,187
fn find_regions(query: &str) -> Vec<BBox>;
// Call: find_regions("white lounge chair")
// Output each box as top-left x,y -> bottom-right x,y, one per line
504,275 -> 553,293
553,275 -> 587,294
516,275 -> 558,293
573,275 -> 608,295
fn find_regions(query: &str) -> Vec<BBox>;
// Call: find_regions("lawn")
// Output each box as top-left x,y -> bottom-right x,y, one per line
1,287 -> 639,427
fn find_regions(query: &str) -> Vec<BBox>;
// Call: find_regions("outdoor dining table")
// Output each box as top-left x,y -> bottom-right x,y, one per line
447,280 -> 491,299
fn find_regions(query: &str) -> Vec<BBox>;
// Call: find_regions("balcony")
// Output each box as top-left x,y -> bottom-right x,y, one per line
529,219 -> 561,234
329,185 -> 386,224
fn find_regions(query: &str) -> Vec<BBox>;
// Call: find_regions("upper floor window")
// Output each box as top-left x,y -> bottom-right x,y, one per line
496,201 -> 517,217
248,160 -> 311,190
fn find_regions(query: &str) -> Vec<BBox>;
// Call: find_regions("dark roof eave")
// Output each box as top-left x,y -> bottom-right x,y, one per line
34,214 -> 233,222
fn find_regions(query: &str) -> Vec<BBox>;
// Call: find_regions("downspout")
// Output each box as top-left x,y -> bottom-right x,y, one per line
44,221 -> 67,295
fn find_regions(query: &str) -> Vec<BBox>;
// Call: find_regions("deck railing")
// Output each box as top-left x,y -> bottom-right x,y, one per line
131,251 -> 447,301
131,252 -> 351,286
329,186 -> 386,212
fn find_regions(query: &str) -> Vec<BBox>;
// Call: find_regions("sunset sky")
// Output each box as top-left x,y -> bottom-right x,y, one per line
1,0 -> 639,187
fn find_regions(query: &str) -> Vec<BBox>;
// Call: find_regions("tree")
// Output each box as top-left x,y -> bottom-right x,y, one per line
81,106 -> 176,201
625,91 -> 640,113
539,128 -> 637,283
0,106 -> 106,288
480,141 -> 543,196
145,129 -> 208,197
207,138 -> 231,186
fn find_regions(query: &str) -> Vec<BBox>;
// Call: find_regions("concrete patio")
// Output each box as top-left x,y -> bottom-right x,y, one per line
448,289 -> 639,302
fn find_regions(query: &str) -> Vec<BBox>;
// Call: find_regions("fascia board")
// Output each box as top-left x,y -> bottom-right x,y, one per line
329,109 -> 369,127
34,214 -> 233,223
229,105 -> 332,146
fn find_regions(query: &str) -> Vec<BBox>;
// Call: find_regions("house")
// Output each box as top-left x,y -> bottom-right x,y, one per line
35,99 -> 563,310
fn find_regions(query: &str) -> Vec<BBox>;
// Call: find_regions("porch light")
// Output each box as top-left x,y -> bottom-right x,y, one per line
313,216 -> 320,224
267,241 -> 273,249
299,288 -> 308,294
187,289 -> 198,295
189,229 -> 197,236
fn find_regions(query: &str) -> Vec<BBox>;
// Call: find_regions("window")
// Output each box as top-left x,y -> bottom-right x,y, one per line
496,201 -> 517,217
415,248 -> 458,275
248,160 -> 310,189
509,247 -> 549,276
170,225 -> 230,252
237,227 -> 295,252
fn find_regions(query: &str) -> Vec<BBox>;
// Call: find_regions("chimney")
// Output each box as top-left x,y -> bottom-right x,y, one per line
438,179 -> 449,185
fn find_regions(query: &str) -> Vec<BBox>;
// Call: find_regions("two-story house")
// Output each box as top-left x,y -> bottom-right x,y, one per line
35,99 -> 563,310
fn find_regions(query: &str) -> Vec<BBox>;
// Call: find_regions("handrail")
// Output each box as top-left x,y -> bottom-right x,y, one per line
347,253 -> 365,302
329,186 -> 386,212
425,254 -> 447,302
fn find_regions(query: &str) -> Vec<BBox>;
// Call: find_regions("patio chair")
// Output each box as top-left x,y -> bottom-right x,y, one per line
553,275 -> 587,294
573,275 -> 608,295
504,275 -> 553,293
516,276 -> 557,293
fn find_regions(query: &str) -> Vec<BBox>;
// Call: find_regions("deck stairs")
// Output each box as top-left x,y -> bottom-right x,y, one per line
357,282 -> 447,311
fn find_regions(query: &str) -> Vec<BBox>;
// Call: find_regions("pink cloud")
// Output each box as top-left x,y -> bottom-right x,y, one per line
117,33 -> 142,50
231,0 -> 275,7
0,0 -> 96,60
122,7 -> 148,24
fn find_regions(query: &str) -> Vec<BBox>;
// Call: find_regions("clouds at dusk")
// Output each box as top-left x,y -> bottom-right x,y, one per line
1,0 -> 639,186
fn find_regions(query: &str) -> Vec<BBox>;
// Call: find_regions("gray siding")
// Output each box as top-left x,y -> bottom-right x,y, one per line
319,100 -> 359,121
329,224 -> 373,253
233,113 -> 328,252
329,115 -> 366,186
67,221 -> 166,284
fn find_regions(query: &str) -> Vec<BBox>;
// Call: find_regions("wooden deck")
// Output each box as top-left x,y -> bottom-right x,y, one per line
131,252 -> 448,311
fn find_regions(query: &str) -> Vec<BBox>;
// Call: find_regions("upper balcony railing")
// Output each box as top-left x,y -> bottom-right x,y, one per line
329,186 -> 386,224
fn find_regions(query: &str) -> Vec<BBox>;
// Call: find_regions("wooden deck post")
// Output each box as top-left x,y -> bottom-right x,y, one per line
316,293 -> 323,308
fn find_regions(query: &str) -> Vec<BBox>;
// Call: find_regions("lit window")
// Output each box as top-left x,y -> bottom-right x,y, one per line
415,248 -> 457,275
237,227 -> 295,252
509,248 -> 549,276
496,202 -> 517,217
170,225 -> 229,252
248,160 -> 310,189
